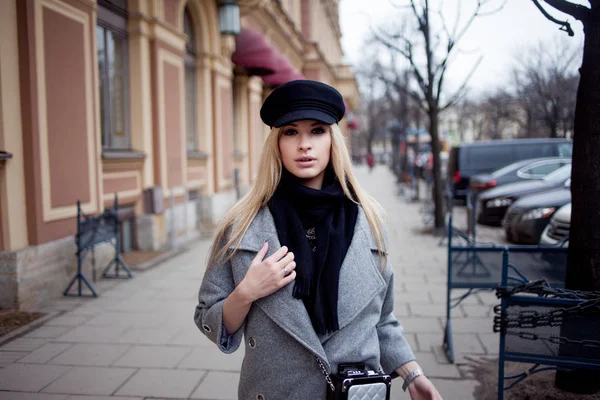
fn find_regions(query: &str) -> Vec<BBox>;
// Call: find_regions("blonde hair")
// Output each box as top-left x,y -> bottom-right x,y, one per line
207,123 -> 388,269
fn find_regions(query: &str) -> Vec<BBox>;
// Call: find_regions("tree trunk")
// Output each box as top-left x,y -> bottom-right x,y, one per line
554,8 -> 600,394
429,106 -> 445,228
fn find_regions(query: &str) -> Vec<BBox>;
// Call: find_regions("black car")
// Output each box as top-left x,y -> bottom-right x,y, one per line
503,187 -> 571,244
448,138 -> 572,199
470,157 -> 571,193
476,164 -> 571,226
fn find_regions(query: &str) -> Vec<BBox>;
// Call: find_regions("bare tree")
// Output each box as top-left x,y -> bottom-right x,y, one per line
373,0 -> 505,229
512,37 -> 580,138
530,0 -> 600,394
478,89 -> 519,140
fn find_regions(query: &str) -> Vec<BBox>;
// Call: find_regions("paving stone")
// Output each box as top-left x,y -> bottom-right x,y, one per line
85,312 -> 166,329
191,371 -> 239,400
451,318 -> 495,334
395,290 -> 432,304
49,344 -> 130,367
168,328 -> 214,347
415,332 -> 444,353
409,304 -> 447,317
178,346 -> 244,371
45,315 -> 91,327
65,396 -> 140,400
115,369 -> 203,398
460,304 -> 493,318
428,378 -> 477,400
113,345 -> 191,368
0,351 -> 28,365
476,291 -> 500,306
42,366 -> 136,396
17,343 -> 72,364
477,333 -> 500,354
0,393 -> 68,400
114,327 -> 183,345
400,317 -> 443,333
54,326 -> 128,344
0,364 -> 71,391
1,338 -> 48,352
24,326 -> 74,339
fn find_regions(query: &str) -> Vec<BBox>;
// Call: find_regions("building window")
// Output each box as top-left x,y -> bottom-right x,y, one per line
97,0 -> 130,150
184,7 -> 198,151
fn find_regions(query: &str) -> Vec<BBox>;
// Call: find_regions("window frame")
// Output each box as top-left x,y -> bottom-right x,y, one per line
97,0 -> 131,150
184,7 -> 198,152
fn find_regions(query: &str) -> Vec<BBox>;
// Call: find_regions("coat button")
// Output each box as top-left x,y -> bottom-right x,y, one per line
202,324 -> 212,333
248,337 -> 256,348
256,394 -> 265,400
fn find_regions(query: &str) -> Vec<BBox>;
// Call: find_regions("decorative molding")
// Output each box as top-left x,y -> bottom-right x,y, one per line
102,170 -> 142,201
35,0 -> 98,222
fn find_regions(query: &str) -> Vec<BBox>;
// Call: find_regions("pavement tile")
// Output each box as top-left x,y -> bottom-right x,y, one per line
17,343 -> 72,364
460,304 -> 494,318
113,345 -> 191,368
65,396 -> 140,400
115,369 -> 203,398
49,344 -> 131,366
178,346 -> 244,371
400,317 -> 443,333
395,289 -> 432,304
54,326 -> 129,344
0,393 -> 68,400
45,315 -> 92,327
191,371 -> 239,400
0,351 -> 28,365
0,364 -> 71,391
114,327 -> 183,345
168,328 -> 214,347
476,291 -> 500,306
42,366 -> 136,396
477,333 -> 500,354
1,338 -> 48,352
409,304 -> 447,317
24,326 -> 74,339
451,318 -> 494,334
84,312 -> 166,329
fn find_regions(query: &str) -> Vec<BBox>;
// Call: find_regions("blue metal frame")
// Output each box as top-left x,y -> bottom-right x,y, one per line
64,194 -> 132,297
443,216 -> 568,363
496,252 -> 600,400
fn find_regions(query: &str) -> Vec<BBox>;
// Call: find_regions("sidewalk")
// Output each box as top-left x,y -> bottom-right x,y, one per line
0,165 -> 498,400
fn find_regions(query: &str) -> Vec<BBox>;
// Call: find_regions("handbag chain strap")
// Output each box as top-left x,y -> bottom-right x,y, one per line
316,357 -> 336,392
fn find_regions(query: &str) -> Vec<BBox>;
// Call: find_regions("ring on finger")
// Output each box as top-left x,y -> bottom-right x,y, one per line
282,266 -> 288,274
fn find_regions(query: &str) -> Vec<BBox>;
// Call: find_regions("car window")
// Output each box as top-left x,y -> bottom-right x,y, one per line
557,143 -> 573,157
514,144 -> 543,159
523,162 -> 565,176
466,145 -> 513,171
543,164 -> 572,184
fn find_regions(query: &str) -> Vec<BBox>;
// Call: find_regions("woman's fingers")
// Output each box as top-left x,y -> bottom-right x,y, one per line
251,241 -> 269,265
281,261 -> 296,277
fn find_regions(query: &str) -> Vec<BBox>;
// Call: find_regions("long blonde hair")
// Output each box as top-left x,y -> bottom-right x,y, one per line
207,123 -> 388,269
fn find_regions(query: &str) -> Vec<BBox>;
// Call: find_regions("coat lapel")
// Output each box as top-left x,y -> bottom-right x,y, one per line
228,206 -> 387,364
229,207 -> 328,363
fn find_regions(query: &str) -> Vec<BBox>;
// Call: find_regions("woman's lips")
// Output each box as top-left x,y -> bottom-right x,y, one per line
295,158 -> 316,167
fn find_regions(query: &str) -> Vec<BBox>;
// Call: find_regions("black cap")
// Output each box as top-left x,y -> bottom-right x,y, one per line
260,80 -> 346,128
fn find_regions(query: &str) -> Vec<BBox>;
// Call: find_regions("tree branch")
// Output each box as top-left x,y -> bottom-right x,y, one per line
441,55 -> 483,110
544,0 -> 590,21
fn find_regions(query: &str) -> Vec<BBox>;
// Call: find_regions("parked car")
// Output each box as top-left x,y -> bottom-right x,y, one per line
540,203 -> 571,246
470,157 -> 571,193
448,138 -> 572,199
476,164 -> 571,226
502,186 -> 571,244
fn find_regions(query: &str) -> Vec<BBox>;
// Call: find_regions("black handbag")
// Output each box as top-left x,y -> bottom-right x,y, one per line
318,360 -> 392,400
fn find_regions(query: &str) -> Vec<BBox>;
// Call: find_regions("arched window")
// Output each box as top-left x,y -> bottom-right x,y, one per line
184,7 -> 197,151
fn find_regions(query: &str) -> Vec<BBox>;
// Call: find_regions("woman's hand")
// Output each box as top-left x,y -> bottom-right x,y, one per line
238,242 -> 297,303
408,376 -> 443,400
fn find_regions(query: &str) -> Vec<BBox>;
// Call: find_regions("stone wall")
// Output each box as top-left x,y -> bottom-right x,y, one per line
0,238 -> 113,310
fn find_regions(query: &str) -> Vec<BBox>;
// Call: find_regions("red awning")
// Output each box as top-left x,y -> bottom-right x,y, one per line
262,53 -> 304,87
232,28 -> 279,76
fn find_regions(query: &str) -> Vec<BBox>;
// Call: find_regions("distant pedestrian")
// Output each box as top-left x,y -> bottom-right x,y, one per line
194,80 -> 442,400
366,151 -> 375,172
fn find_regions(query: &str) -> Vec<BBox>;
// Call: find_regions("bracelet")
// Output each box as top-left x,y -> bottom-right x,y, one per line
402,368 -> 424,392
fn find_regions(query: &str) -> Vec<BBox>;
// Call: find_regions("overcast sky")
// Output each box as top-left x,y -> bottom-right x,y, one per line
339,0 -> 586,98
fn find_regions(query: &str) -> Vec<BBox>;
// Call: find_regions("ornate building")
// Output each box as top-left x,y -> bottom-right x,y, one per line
0,0 -> 359,308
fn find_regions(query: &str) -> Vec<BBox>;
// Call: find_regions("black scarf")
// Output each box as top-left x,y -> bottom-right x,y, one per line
267,167 -> 359,334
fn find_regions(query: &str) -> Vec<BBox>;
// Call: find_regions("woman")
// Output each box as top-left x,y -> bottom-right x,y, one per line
194,80 -> 442,400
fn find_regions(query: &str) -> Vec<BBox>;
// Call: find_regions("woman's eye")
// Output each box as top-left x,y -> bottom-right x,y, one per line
284,129 -> 297,136
312,128 -> 325,134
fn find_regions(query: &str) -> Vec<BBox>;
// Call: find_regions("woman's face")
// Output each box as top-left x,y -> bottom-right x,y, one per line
278,119 -> 332,190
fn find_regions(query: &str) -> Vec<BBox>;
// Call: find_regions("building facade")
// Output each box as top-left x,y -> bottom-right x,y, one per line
0,0 -> 360,309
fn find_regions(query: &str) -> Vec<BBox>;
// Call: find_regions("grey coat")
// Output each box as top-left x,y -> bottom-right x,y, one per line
194,206 -> 415,400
